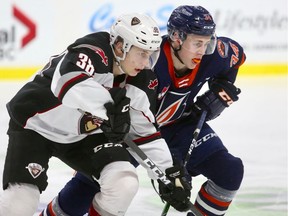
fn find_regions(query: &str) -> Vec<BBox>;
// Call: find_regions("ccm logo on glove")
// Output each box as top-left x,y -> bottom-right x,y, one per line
121,104 -> 130,112
218,90 -> 233,106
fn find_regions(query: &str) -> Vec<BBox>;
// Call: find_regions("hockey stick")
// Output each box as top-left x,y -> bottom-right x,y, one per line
124,136 -> 173,189
124,136 -> 203,216
161,110 -> 207,216
184,110 -> 207,166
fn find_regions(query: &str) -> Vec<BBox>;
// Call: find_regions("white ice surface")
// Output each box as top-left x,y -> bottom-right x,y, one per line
0,76 -> 287,216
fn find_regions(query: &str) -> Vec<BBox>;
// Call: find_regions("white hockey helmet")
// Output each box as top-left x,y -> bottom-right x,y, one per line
110,13 -> 162,69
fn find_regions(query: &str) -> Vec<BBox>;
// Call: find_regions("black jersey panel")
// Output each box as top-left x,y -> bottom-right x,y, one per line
7,75 -> 61,127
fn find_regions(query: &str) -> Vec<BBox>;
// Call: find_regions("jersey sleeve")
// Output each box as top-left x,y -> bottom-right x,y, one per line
212,37 -> 246,83
50,34 -> 114,120
125,69 -> 159,139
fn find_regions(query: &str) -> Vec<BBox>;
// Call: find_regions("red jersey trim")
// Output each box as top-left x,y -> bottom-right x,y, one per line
163,41 -> 200,88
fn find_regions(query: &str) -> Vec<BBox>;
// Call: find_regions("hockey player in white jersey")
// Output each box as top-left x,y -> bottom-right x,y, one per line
0,13 -> 191,216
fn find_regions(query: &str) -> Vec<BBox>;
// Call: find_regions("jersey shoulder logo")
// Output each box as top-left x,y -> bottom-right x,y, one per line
79,112 -> 103,134
94,47 -> 109,66
72,44 -> 109,66
217,40 -> 228,58
25,163 -> 45,179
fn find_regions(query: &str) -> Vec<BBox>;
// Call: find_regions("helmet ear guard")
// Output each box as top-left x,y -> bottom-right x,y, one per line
169,29 -> 186,42
205,33 -> 217,55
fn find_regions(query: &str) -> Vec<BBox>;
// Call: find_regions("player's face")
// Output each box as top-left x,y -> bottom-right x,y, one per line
121,46 -> 154,76
178,34 -> 212,69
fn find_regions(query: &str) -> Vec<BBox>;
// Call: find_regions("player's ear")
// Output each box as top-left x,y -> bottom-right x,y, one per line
170,31 -> 183,47
170,30 -> 179,41
114,41 -> 124,58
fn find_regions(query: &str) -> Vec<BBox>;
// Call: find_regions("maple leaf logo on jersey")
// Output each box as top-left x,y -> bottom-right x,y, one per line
148,79 -> 158,90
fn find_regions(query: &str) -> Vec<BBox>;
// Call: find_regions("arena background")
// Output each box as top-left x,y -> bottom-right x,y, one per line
0,1 -> 287,215
0,0 -> 287,78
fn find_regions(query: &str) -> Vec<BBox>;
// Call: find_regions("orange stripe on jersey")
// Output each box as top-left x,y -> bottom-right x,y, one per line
234,53 -> 246,69
156,100 -> 181,124
163,41 -> 200,89
197,208 -> 208,216
48,201 -> 57,216
200,186 -> 231,208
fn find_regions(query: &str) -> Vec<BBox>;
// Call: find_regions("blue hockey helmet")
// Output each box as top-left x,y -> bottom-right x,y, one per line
167,5 -> 217,54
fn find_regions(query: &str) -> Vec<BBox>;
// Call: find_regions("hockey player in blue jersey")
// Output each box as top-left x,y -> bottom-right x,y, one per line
39,5 -> 246,216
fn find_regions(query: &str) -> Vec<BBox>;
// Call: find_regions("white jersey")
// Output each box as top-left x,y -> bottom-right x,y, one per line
6,32 -> 172,178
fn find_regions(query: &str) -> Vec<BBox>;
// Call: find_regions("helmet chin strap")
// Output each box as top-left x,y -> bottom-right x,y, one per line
111,44 -> 127,75
115,60 -> 126,75
170,41 -> 185,65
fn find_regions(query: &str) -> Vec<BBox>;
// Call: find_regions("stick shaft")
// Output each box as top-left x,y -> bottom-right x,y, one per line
125,136 -> 203,216
161,110 -> 207,216
124,136 -> 173,189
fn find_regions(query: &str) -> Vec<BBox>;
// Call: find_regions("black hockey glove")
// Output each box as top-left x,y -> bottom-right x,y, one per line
100,87 -> 131,143
209,79 -> 241,103
191,79 -> 241,121
158,165 -> 192,212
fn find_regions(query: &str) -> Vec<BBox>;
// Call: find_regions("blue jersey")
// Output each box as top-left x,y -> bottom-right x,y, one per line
153,36 -> 246,168
154,36 -> 246,127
